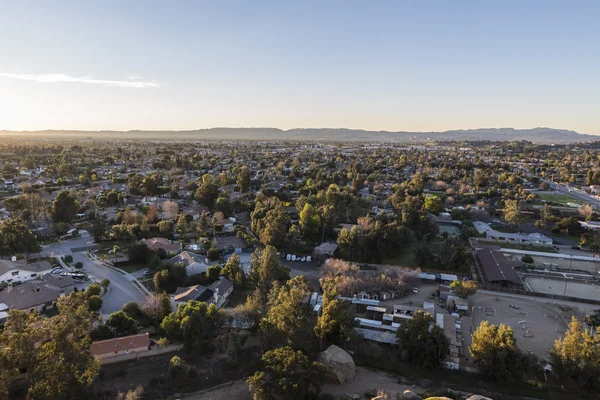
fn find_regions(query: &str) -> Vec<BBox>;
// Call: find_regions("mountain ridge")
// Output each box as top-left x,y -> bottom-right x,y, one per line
0,127 -> 594,143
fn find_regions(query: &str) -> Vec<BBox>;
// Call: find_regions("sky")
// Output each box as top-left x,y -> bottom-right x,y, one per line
0,1 -> 599,134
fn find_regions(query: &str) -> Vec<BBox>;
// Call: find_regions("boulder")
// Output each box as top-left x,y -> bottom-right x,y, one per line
466,396 -> 493,400
402,390 -> 422,400
317,345 -> 356,384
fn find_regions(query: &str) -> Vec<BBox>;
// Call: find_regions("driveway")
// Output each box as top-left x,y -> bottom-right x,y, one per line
72,253 -> 147,319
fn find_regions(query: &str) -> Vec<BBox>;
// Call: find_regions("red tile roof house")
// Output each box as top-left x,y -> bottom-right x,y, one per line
144,237 -> 182,253
91,333 -> 150,359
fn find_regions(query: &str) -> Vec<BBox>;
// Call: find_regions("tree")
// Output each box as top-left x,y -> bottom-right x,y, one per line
470,321 -> 531,383
247,346 -> 325,400
206,265 -> 221,283
449,280 -> 478,299
196,174 -> 220,208
161,300 -> 222,353
122,302 -> 144,320
0,291 -> 100,399
117,386 -> 144,400
260,276 -> 311,348
503,199 -> 526,227
237,166 -> 251,193
154,269 -> 170,292
299,203 -> 321,242
86,283 -> 102,297
396,311 -> 450,370
423,196 -> 444,215
100,278 -> 111,291
0,217 -> 41,257
176,215 -> 188,234
50,190 -> 80,223
579,204 -> 594,222
88,295 -> 103,312
157,220 -> 173,235
248,246 -> 290,311
106,311 -> 138,337
314,277 -> 356,350
222,253 -> 245,287
521,255 -> 534,264
109,244 -> 121,263
550,317 -> 600,394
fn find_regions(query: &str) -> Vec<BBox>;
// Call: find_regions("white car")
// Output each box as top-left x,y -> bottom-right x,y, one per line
286,254 -> 292,261
291,255 -> 297,261
300,257 -> 306,262
306,256 -> 312,263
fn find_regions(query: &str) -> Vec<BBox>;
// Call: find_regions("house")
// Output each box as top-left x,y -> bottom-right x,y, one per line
166,251 -> 212,276
473,221 -> 553,245
43,274 -> 75,295
144,237 -> 181,254
172,284 -> 214,305
313,242 -> 338,259
91,333 -> 150,359
0,279 -> 63,312
209,278 -> 234,307
0,260 -> 53,284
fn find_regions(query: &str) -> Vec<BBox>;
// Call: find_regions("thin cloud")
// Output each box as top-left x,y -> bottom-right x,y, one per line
0,73 -> 161,88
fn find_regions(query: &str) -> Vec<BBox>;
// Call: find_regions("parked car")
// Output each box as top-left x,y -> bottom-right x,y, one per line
300,257 -> 306,262
143,269 -> 153,276
306,256 -> 312,263
411,288 -> 419,294
286,254 -> 292,261
291,255 -> 297,261
51,268 -> 63,274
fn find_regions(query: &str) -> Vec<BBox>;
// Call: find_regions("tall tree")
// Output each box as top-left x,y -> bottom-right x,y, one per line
51,190 -> 80,223
470,321 -> 531,383
503,199 -> 526,227
314,277 -> 356,350
161,300 -> 222,353
550,317 -> 600,394
0,292 -> 100,399
247,346 -> 325,400
299,203 -> 321,242
196,174 -> 220,208
237,166 -> 251,193
396,310 -> 450,370
221,253 -> 245,287
0,218 -> 40,257
248,246 -> 290,311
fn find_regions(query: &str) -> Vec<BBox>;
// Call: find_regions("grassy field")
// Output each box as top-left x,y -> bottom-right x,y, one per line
537,193 -> 580,205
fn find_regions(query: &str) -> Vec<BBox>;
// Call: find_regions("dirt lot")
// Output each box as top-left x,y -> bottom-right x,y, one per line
524,276 -> 600,301
468,292 -> 581,360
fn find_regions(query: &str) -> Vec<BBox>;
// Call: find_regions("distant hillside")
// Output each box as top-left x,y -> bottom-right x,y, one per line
0,127 -> 594,143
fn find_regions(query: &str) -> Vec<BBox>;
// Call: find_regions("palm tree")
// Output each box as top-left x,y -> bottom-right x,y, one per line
109,245 -> 120,264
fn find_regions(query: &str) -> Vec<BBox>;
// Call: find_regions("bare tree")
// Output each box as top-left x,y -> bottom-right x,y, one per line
579,204 -> 594,222
162,200 -> 179,220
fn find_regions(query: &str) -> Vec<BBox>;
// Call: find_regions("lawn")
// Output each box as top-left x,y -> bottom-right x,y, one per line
537,193 -> 580,205
117,263 -> 146,273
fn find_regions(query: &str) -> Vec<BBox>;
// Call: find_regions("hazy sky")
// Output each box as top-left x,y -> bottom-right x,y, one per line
1,1 -> 599,134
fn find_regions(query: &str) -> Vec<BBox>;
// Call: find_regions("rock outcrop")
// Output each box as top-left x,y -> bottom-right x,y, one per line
317,345 -> 356,384
402,390 -> 422,400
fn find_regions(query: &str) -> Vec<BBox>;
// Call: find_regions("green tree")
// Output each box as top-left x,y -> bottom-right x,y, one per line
100,278 -> 111,290
88,295 -> 103,312
299,203 -> 322,242
161,300 -> 222,353
222,253 -> 245,287
157,220 -> 173,235
237,166 -> 251,193
86,283 -> 102,297
503,199 -> 526,227
521,255 -> 534,264
154,269 -> 170,292
50,190 -> 80,223
260,276 -> 311,348
0,292 -> 100,400
449,280 -> 478,299
106,311 -> 138,336
176,215 -> 188,234
0,218 -> 41,257
196,174 -> 220,208
423,196 -> 444,215
247,346 -> 325,400
248,246 -> 290,311
550,317 -> 600,394
470,321 -> 531,383
396,311 -> 450,370
314,277 -> 356,350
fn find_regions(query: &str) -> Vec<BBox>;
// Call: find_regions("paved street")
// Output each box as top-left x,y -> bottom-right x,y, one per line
40,235 -> 147,318
71,253 -> 147,318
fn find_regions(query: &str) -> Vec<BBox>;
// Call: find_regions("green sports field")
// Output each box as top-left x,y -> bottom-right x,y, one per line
537,193 -> 580,205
